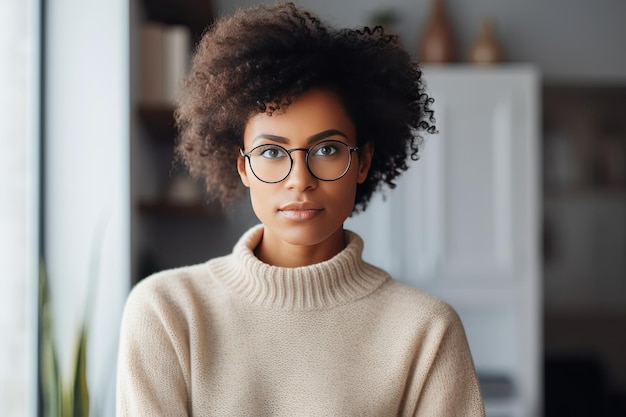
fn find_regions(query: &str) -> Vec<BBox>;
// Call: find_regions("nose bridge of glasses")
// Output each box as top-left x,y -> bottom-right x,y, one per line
286,147 -> 310,166
286,147 -> 310,157
286,147 -> 313,177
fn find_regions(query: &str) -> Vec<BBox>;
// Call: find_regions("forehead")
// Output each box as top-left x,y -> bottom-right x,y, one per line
243,88 -> 356,145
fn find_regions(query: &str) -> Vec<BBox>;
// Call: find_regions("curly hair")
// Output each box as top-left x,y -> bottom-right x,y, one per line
175,2 -> 435,213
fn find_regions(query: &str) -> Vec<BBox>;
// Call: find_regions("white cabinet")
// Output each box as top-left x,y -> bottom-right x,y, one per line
346,65 -> 541,417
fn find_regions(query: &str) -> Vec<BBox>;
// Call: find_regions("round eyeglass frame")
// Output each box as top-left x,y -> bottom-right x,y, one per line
239,140 -> 360,184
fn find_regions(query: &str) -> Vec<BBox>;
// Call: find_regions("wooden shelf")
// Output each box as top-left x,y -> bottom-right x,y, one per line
138,199 -> 224,219
130,1 -> 223,285
544,186 -> 626,200
137,104 -> 176,141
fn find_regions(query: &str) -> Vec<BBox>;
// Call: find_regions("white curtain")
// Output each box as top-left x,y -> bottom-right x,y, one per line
0,1 -> 39,416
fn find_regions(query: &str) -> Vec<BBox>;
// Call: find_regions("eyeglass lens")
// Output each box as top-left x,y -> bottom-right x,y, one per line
247,140 -> 354,183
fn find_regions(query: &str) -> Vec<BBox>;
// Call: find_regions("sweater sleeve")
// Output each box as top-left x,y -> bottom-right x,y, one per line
405,305 -> 485,417
116,279 -> 191,416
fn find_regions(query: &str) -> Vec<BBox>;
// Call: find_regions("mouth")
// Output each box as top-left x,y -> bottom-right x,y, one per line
278,203 -> 323,220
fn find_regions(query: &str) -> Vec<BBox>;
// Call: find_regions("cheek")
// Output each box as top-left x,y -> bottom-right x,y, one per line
330,178 -> 359,214
247,181 -> 277,216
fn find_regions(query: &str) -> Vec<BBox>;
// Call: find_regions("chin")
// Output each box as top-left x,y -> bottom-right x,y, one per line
281,228 -> 331,247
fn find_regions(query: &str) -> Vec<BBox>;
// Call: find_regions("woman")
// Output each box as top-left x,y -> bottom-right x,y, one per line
117,3 -> 484,416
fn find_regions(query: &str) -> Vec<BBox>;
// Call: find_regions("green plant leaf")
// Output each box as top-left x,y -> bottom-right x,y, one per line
40,317 -> 61,416
72,324 -> 90,417
39,260 -> 62,417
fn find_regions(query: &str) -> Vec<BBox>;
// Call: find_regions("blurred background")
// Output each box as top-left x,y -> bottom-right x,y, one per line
2,0 -> 624,416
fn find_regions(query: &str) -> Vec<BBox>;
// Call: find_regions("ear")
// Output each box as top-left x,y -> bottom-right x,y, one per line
356,141 -> 374,184
237,153 -> 251,188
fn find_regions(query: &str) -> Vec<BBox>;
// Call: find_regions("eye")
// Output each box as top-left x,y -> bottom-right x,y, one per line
253,145 -> 288,159
312,142 -> 339,157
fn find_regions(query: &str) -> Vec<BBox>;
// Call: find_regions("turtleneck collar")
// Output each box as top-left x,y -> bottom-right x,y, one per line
210,225 -> 389,311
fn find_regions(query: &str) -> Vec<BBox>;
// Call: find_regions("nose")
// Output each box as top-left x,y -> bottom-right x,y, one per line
284,150 -> 317,191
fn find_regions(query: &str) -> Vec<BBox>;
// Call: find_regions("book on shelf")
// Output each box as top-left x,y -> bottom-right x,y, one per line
139,22 -> 191,105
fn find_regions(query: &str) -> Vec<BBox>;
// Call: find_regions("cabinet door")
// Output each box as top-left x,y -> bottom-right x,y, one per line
347,66 -> 539,289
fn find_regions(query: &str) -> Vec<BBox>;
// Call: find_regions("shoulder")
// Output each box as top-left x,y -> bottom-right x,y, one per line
121,258 -> 227,325
129,262 -> 207,301
375,278 -> 463,330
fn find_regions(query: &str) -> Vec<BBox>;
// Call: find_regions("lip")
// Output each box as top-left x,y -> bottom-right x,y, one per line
278,202 -> 323,220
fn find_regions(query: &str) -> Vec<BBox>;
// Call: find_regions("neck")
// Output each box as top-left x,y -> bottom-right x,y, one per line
254,228 -> 346,267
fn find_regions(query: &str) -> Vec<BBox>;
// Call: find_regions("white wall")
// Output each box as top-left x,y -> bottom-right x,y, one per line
216,0 -> 626,82
45,0 -> 130,414
0,1 -> 38,416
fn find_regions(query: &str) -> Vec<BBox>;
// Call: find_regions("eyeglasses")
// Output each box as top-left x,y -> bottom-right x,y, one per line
240,140 -> 359,183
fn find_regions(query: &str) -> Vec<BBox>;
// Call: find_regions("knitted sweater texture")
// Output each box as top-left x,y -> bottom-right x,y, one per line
116,225 -> 485,416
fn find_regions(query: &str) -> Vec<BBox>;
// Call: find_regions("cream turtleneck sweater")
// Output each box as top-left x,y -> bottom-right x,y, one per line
116,225 -> 484,416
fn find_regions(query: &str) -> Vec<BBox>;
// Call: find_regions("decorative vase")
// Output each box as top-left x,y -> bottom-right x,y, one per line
468,18 -> 504,64
419,0 -> 455,63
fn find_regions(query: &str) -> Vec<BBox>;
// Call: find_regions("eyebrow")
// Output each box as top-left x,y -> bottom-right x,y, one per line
251,129 -> 348,146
